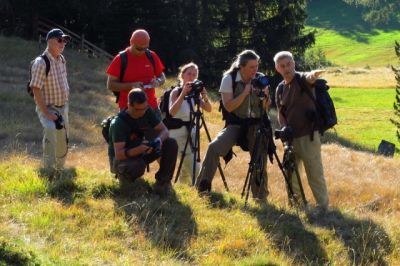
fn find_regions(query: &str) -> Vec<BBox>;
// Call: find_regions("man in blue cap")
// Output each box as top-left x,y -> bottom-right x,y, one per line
29,28 -> 72,174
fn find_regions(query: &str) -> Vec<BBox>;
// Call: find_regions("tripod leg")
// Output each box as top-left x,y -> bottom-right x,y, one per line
273,152 -> 298,205
241,166 -> 252,198
293,166 -> 308,206
174,128 -> 192,183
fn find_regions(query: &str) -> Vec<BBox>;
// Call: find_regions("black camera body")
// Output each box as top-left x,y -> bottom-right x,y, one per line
274,126 -> 293,143
54,113 -> 64,130
251,75 -> 269,99
187,79 -> 204,98
148,138 -> 161,157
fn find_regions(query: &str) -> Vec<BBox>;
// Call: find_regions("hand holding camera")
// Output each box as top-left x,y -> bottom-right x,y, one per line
145,137 -> 162,157
54,113 -> 64,130
251,75 -> 270,100
186,79 -> 204,98
274,126 -> 294,143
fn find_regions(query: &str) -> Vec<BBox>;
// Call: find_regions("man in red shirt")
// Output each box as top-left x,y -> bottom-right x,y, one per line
106,29 -> 166,113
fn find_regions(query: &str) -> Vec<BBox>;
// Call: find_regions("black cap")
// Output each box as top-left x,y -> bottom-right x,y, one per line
46,28 -> 71,41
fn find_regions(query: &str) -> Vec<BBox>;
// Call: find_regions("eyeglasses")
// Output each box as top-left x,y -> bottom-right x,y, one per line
56,38 -> 68,44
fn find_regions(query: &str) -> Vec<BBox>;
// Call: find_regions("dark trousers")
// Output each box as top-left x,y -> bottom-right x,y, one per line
114,138 -> 178,183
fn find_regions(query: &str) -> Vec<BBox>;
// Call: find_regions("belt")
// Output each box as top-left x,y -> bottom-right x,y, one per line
53,105 -> 65,108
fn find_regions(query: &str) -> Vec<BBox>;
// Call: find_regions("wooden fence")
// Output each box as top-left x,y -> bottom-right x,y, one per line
37,17 -> 113,60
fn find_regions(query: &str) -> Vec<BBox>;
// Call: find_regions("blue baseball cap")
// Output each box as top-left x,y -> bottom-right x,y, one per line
46,28 -> 71,41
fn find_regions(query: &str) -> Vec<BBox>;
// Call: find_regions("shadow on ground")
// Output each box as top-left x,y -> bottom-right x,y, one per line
307,208 -> 393,265
112,178 -> 198,262
40,167 -> 82,205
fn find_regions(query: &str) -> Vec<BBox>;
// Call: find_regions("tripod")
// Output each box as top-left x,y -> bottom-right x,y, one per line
280,141 -> 308,207
174,95 -> 229,191
241,101 -> 307,206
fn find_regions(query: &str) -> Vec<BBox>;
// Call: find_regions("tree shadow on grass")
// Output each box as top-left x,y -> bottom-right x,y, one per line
307,208 -> 393,265
112,178 -> 198,262
321,131 -> 377,154
247,203 -> 329,265
40,167 -> 84,205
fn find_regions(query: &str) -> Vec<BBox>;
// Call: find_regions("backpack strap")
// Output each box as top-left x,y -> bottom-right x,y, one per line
114,51 -> 129,103
230,70 -> 238,94
119,51 -> 128,82
145,49 -> 156,72
40,54 -> 51,77
295,73 -> 321,138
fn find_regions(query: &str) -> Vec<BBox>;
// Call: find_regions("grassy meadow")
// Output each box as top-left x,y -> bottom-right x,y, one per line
1,22 -> 400,266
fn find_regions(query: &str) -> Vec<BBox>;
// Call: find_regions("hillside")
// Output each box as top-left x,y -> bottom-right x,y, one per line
0,36 -> 399,265
306,0 -> 400,88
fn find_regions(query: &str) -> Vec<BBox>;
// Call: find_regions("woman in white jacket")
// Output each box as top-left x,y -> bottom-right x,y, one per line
169,62 -> 212,185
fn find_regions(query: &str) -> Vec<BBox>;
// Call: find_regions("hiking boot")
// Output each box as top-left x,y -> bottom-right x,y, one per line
153,180 -> 172,197
198,179 -> 211,194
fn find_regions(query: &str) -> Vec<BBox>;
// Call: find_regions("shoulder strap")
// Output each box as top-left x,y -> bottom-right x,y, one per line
145,49 -> 156,73
119,51 -> 128,82
230,70 -> 238,93
295,73 -> 318,107
40,54 -> 51,77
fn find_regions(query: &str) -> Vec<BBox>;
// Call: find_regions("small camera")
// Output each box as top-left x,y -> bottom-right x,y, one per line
274,126 -> 293,143
148,138 -> 161,157
54,113 -> 64,130
187,79 -> 204,98
251,75 -> 269,99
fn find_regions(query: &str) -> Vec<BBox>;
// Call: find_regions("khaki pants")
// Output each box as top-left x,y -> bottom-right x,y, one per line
290,131 -> 329,208
169,126 -> 200,185
196,124 -> 269,199
36,105 -> 69,170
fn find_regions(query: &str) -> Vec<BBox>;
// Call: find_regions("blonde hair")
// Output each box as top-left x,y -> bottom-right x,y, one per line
178,62 -> 199,86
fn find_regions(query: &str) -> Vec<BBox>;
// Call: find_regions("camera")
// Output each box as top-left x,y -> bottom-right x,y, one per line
274,126 -> 293,143
251,75 -> 269,99
148,138 -> 161,157
187,79 -> 204,98
54,113 -> 64,130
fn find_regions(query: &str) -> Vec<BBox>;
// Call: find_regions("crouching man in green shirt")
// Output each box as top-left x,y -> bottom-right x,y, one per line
109,88 -> 178,196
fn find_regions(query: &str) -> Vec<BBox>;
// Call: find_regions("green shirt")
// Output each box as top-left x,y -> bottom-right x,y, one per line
108,108 -> 161,160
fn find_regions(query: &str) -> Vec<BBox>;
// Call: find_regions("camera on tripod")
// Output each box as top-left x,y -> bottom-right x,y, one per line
274,126 -> 293,143
54,113 -> 64,130
147,138 -> 161,157
186,79 -> 204,98
251,75 -> 269,99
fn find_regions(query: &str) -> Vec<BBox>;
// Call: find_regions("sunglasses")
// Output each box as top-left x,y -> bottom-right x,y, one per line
134,45 -> 147,52
56,38 -> 68,44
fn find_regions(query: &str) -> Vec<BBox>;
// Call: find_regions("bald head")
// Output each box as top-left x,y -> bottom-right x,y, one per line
130,29 -> 150,47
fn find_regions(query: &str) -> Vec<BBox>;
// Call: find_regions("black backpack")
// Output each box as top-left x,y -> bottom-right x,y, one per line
113,48 -> 156,103
101,111 -> 143,144
27,53 -> 51,97
158,86 -> 190,129
277,73 -> 337,134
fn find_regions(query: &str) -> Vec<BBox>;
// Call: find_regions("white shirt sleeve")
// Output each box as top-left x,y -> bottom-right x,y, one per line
219,74 -> 233,94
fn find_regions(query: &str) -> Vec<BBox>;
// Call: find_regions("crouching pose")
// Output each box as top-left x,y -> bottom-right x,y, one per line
109,88 -> 178,196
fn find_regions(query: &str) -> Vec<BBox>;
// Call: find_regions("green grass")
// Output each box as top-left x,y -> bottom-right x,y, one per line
306,0 -> 400,67
0,160 -> 396,265
309,28 -> 400,67
325,87 -> 398,154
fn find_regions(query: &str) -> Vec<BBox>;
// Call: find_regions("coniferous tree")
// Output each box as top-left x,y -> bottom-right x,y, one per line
391,41 -> 400,142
